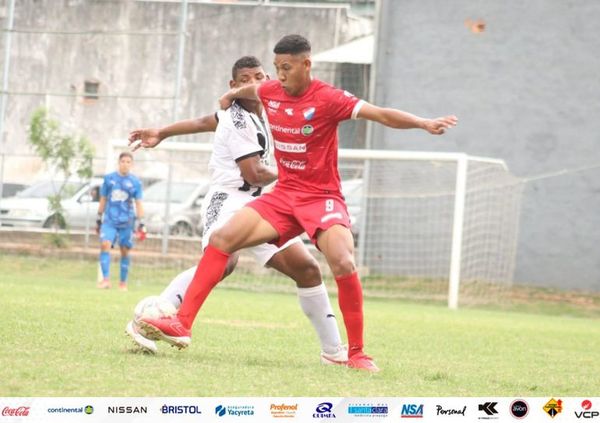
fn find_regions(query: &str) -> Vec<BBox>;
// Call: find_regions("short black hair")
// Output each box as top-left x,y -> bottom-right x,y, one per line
232,56 -> 262,80
119,152 -> 133,160
273,34 -> 311,55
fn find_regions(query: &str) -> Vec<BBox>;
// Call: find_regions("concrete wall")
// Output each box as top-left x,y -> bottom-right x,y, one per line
370,0 -> 600,290
0,0 -> 371,179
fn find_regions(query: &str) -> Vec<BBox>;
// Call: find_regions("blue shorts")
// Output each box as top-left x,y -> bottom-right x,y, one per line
100,221 -> 134,249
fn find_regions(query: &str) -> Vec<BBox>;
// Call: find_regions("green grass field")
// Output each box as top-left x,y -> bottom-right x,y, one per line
1,254 -> 599,397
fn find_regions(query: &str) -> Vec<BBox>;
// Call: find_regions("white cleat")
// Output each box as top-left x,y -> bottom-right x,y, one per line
126,320 -> 158,354
320,345 -> 348,366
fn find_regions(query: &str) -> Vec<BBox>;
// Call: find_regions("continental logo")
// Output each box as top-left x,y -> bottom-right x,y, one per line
47,405 -> 94,414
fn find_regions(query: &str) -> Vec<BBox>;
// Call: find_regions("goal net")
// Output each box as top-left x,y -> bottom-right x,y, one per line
107,140 -> 523,308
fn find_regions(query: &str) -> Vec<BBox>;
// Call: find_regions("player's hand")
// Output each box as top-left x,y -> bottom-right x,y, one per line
136,222 -> 147,242
128,128 -> 162,151
218,90 -> 234,110
95,215 -> 102,235
423,115 -> 458,135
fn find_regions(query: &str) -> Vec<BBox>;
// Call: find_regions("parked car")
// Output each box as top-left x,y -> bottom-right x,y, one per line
1,182 -> 28,198
0,178 -> 103,229
144,180 -> 211,237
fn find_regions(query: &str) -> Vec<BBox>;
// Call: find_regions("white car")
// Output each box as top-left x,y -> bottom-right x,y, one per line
144,180 -> 211,237
0,178 -> 103,229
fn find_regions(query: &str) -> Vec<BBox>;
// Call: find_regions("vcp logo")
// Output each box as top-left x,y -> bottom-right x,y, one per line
313,402 -> 336,419
576,400 -> 600,419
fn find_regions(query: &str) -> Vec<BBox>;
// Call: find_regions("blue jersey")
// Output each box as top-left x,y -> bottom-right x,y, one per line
100,171 -> 143,228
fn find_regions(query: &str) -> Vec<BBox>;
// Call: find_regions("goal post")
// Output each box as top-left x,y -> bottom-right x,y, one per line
107,139 -> 523,308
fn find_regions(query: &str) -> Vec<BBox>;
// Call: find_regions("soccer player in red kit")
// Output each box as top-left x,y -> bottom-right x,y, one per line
140,34 -> 457,372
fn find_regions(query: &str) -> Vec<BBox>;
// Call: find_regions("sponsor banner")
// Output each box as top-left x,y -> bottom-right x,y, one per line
0,397 -> 599,422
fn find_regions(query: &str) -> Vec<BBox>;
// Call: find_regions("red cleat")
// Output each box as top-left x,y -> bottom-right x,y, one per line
347,352 -> 380,373
138,316 -> 191,350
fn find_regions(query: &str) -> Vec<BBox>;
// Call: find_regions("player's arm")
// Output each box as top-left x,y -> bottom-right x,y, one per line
357,102 -> 458,135
219,84 -> 260,110
96,196 -> 107,234
128,113 -> 218,151
237,154 -> 278,187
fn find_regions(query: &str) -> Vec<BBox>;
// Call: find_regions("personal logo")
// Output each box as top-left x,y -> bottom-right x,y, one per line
313,402 -> 336,419
84,405 -> 93,415
215,404 -> 254,417
347,403 -> 388,418
510,400 -> 529,419
303,107 -> 316,120
301,125 -> 314,136
285,108 -> 294,116
401,404 -> 424,418
543,398 -> 563,418
575,399 -> 600,419
161,404 -> 202,414
2,406 -> 30,417
478,402 -> 499,420
436,405 -> 466,416
270,403 -> 297,418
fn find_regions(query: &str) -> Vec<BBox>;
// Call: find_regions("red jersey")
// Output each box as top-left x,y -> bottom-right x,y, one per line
258,79 -> 364,194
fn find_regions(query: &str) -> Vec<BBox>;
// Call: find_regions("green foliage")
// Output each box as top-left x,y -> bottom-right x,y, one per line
28,107 -> 94,238
1,255 -> 600,397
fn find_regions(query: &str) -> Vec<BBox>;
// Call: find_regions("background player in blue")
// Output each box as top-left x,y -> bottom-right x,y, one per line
96,152 -> 144,291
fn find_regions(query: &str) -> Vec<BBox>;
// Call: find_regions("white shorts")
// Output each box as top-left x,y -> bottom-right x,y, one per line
201,186 -> 302,267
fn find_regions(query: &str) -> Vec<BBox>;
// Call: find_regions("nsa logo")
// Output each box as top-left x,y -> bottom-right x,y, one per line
543,398 -> 563,418
401,404 -> 423,418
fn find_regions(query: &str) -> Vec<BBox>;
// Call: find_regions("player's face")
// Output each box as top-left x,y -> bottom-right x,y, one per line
230,67 -> 266,88
118,156 -> 133,175
273,53 -> 311,96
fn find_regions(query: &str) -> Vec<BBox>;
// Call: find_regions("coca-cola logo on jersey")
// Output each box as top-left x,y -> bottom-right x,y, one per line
279,157 -> 306,170
2,406 -> 30,416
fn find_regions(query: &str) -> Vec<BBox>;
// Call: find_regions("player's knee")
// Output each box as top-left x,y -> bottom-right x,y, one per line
304,258 -> 322,281
100,241 -> 111,251
330,255 -> 356,276
208,228 -> 233,251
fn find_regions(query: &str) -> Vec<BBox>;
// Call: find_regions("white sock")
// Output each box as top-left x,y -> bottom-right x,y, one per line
159,266 -> 197,309
297,283 -> 343,355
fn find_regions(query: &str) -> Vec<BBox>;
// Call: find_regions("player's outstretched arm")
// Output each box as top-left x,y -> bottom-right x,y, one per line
357,102 -> 457,135
219,84 -> 260,110
128,114 -> 218,151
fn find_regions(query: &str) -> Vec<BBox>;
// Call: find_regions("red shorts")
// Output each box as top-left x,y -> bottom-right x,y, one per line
247,186 -> 351,247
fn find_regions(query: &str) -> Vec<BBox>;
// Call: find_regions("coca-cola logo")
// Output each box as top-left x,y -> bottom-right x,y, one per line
2,406 -> 30,416
279,157 -> 306,170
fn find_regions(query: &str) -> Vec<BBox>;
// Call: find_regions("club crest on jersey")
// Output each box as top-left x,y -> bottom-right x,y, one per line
301,125 -> 314,136
303,107 -> 315,120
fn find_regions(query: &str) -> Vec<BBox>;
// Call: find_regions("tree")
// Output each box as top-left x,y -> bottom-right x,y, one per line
28,107 -> 94,243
